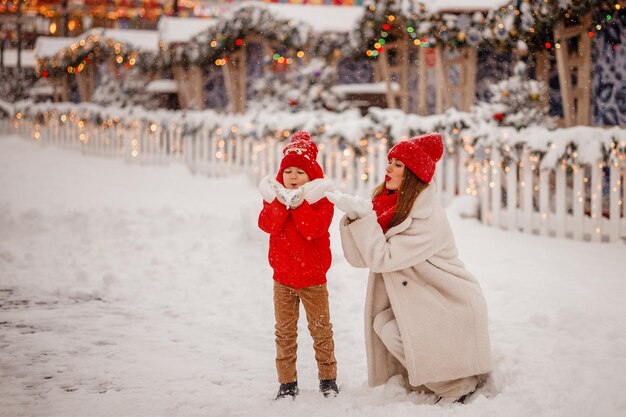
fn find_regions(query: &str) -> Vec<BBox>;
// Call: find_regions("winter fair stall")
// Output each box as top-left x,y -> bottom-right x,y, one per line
354,0 -> 624,127
161,3 -> 365,113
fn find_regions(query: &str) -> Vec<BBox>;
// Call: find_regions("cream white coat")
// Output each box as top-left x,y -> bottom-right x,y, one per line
339,184 -> 492,387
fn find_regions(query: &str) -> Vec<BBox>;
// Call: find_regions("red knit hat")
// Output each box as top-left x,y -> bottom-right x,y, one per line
276,131 -> 324,184
387,132 -> 444,183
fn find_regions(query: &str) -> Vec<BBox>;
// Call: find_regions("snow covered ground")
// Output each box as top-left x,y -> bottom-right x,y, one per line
1,134 -> 625,417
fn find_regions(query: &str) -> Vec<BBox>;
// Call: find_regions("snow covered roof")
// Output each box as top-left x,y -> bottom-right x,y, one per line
2,49 -> 36,68
103,29 -> 159,53
264,4 -> 365,34
158,16 -> 217,44
34,37 -> 75,59
331,81 -> 399,95
28,81 -> 55,97
421,0 -> 506,12
145,79 -> 178,94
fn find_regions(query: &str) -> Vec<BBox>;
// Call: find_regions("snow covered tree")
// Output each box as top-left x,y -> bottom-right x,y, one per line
473,61 -> 556,130
91,67 -> 159,109
250,58 -> 350,112
0,68 -> 36,102
91,73 -> 128,107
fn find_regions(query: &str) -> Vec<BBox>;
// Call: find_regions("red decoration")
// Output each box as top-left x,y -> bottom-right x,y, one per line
544,42 -> 552,49
425,48 -> 436,67
493,112 -> 504,122
235,38 -> 243,46
42,70 -> 48,78
288,99 -> 298,107
382,24 -> 390,31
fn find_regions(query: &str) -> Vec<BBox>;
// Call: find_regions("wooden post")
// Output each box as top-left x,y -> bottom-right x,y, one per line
572,164 -> 584,240
435,46 -> 447,114
417,47 -> 428,115
609,164 -> 621,243
553,13 -> 593,127
506,160 -> 518,231
172,66 -> 189,109
590,162 -> 603,242
534,51 -> 551,109
538,169 -> 549,236
76,62 -> 96,102
378,53 -> 396,109
555,163 -> 567,238
522,149 -> 533,234
463,47 -> 478,111
435,46 -> 477,113
377,29 -> 410,112
188,66 -> 205,110
491,148 -> 502,229
223,48 -> 247,113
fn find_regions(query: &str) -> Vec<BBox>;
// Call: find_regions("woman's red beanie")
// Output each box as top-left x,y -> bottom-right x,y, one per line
387,132 -> 444,183
276,131 -> 324,183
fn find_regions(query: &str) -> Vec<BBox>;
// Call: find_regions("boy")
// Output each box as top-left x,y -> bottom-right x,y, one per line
258,131 -> 339,399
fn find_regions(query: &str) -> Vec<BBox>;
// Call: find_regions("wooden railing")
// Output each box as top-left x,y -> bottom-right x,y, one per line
5,112 -> 625,244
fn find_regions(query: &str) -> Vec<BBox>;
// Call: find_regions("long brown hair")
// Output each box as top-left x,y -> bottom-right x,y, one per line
372,167 -> 429,230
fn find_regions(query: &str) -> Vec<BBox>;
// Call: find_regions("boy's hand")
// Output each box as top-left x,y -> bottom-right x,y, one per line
273,183 -> 305,209
324,191 -> 373,220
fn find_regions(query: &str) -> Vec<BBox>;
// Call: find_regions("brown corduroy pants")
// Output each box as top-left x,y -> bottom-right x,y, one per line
273,281 -> 337,384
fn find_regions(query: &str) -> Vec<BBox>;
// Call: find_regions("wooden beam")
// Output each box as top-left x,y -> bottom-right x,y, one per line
398,39 -> 409,112
464,47 -> 478,111
554,39 -> 574,127
172,66 -> 189,109
189,66 -> 205,110
417,47 -> 428,115
435,46 -> 447,113
553,12 -> 592,127
378,53 -> 396,108
577,22 -> 592,125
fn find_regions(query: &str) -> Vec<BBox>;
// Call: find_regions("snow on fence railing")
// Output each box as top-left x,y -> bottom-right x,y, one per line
6,101 -> 626,244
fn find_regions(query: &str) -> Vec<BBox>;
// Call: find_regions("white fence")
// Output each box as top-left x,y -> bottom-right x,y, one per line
5,115 -> 626,244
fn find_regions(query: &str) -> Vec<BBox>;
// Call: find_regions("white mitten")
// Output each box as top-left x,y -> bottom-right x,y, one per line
274,184 -> 305,209
324,191 -> 373,220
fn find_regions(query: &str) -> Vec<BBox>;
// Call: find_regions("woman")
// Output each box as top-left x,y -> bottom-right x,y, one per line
325,133 -> 492,404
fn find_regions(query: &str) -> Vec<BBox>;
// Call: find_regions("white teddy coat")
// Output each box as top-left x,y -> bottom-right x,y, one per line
339,184 -> 492,387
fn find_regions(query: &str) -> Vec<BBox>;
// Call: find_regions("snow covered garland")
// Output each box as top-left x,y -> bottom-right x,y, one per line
36,28 -> 159,79
354,0 -> 623,56
7,99 -> 626,173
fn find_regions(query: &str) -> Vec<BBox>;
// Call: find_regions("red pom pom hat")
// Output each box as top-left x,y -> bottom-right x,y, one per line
387,132 -> 444,183
276,131 -> 324,183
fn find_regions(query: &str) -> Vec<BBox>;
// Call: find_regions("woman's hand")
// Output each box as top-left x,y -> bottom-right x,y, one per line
324,191 -> 373,220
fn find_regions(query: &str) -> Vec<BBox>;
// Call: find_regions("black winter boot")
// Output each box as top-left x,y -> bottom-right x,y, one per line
319,379 -> 339,397
276,381 -> 298,400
